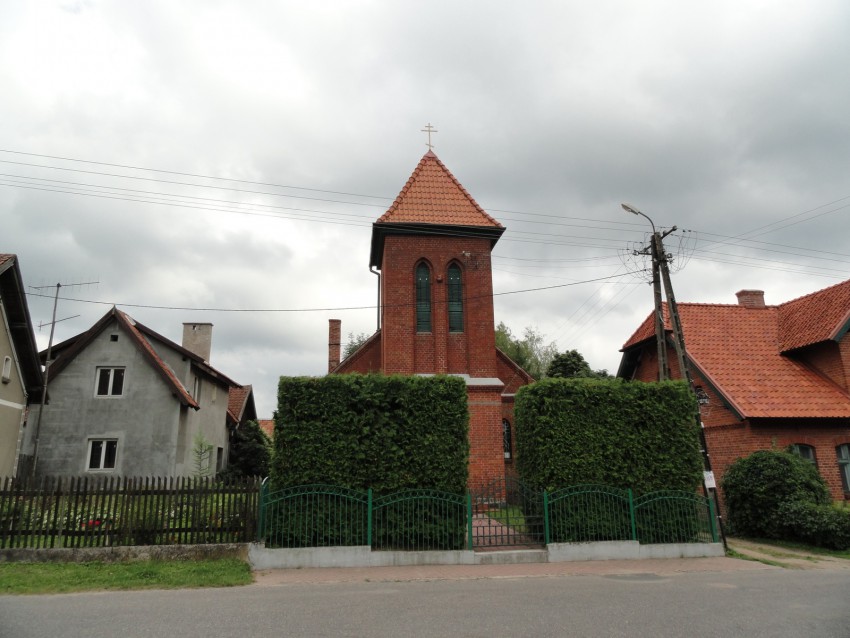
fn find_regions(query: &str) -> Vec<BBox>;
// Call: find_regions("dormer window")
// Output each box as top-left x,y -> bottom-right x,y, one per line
416,262 -> 432,332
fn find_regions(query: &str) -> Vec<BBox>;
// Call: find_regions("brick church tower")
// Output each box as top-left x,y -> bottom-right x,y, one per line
329,151 -> 533,488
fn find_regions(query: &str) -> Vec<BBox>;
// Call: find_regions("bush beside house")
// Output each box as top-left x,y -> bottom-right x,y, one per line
722,449 -> 850,549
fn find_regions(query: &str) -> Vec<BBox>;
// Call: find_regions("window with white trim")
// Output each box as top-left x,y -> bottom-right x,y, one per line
87,439 -> 118,471
837,444 -> 850,493
95,367 -> 125,397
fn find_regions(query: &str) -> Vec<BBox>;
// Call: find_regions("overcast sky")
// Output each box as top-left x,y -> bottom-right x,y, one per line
2,1 -> 849,417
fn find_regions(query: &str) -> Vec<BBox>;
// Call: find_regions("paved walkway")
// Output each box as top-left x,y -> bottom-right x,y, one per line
251,554 -> 768,586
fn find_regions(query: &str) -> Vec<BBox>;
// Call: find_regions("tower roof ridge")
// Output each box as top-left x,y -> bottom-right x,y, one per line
376,152 -> 503,228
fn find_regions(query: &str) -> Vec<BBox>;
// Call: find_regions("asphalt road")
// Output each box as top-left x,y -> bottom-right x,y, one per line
2,568 -> 849,637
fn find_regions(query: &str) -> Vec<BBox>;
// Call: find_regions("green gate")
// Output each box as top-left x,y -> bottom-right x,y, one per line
470,477 -> 544,548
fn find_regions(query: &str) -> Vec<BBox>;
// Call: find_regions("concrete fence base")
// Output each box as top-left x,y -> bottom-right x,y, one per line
249,541 -> 725,570
1,541 -> 723,567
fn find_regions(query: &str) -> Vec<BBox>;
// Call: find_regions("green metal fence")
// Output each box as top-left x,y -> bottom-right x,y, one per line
259,481 -> 718,550
258,483 -> 370,548
633,490 -> 717,544
546,484 -> 635,544
373,489 -> 468,551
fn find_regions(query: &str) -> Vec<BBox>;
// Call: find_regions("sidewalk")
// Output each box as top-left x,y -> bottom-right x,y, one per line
251,553 -> 770,586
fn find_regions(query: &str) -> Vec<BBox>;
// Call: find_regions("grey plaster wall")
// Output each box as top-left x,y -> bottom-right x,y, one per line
149,337 -> 229,475
24,317 -> 182,477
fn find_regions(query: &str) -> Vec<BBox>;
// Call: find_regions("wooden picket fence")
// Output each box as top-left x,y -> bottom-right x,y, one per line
0,475 -> 261,549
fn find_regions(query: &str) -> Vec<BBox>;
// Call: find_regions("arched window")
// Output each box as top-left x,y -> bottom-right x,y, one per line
448,263 -> 463,332
416,262 -> 432,332
502,419 -> 512,460
837,444 -> 850,493
790,443 -> 817,465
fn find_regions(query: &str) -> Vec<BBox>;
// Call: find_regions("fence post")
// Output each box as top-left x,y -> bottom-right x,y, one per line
542,491 -> 550,546
466,492 -> 473,550
628,488 -> 637,541
708,496 -> 718,543
367,488 -> 373,547
257,478 -> 268,542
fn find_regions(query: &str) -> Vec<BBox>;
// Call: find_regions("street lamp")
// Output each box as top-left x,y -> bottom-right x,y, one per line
622,203 -> 667,381
621,203 -> 657,235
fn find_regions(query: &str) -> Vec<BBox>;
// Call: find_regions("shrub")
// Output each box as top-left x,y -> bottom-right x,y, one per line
774,500 -> 850,550
721,449 -> 831,538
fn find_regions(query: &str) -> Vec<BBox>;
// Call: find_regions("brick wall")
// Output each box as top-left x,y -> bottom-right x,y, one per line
706,420 -> 850,501
468,386 -> 507,491
380,235 -> 497,377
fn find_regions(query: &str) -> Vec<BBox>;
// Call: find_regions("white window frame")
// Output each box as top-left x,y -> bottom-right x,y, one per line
87,438 -> 118,471
95,367 -> 125,397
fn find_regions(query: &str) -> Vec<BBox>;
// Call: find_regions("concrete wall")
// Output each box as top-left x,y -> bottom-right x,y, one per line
248,542 -> 725,570
0,299 -> 28,477
23,317 -> 182,477
150,337 -> 230,475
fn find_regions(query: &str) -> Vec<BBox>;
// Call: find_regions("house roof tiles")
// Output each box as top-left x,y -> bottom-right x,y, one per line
621,282 -> 850,419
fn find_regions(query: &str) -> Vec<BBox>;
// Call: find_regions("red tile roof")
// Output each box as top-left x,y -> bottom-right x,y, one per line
258,419 -> 275,439
779,278 -> 850,352
376,151 -> 503,228
621,281 -> 850,419
227,384 -> 252,423
48,307 -> 242,411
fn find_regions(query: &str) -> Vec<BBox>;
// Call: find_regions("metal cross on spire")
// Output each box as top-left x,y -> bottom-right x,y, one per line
421,122 -> 438,150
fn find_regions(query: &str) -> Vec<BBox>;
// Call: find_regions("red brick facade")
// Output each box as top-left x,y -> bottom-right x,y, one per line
620,283 -> 850,502
331,152 -> 534,489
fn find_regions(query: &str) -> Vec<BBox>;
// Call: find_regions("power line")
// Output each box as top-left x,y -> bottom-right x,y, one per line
0,148 -> 394,201
25,272 -> 635,314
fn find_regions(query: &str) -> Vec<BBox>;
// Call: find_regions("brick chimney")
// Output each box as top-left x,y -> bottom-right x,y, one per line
735,290 -> 766,308
182,323 -> 213,362
328,319 -> 341,373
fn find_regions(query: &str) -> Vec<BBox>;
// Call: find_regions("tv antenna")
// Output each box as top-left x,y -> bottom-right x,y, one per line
29,280 -> 99,482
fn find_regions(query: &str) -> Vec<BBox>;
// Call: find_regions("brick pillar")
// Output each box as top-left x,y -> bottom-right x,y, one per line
328,319 -> 341,373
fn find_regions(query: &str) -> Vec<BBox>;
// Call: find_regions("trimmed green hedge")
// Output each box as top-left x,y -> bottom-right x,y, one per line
515,378 -> 703,494
273,374 -> 469,493
271,374 -> 469,549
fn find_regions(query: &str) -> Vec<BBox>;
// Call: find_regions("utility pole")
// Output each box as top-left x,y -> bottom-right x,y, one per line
29,283 -> 60,484
649,232 -> 669,380
622,204 -> 727,549
29,280 -> 97,484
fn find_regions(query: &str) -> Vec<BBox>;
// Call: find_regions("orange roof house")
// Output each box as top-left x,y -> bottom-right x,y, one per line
329,151 -> 534,488
618,282 -> 850,501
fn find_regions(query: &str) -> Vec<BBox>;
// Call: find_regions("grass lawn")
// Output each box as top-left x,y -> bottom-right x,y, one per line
0,558 -> 253,595
737,537 -> 850,560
